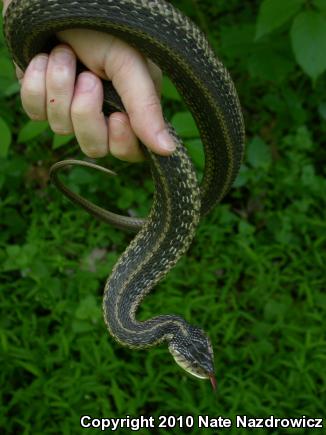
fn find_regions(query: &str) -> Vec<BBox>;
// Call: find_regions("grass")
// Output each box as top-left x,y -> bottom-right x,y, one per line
0,0 -> 326,434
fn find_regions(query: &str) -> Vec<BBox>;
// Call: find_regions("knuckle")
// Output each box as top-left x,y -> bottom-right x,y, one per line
113,52 -> 138,79
47,73 -> 73,95
129,94 -> 161,119
22,82 -> 44,99
143,97 -> 161,112
71,104 -> 89,121
110,142 -> 136,161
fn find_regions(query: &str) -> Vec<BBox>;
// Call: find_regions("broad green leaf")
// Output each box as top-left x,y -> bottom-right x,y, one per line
247,136 -> 272,168
220,24 -> 255,58
256,0 -> 304,39
52,133 -> 74,149
314,0 -> 326,13
185,138 -> 205,171
117,188 -> 135,210
291,125 -> 313,151
248,45 -> 294,82
282,88 -> 307,124
0,58 -> 16,81
233,164 -> 250,188
171,111 -> 199,138
68,167 -> 93,185
3,81 -> 20,97
291,11 -> 326,81
18,120 -> 49,143
0,58 -> 17,97
0,117 -> 12,158
75,295 -> 100,321
162,76 -> 181,101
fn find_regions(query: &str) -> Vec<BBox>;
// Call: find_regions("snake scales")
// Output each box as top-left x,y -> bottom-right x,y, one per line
4,0 -> 245,386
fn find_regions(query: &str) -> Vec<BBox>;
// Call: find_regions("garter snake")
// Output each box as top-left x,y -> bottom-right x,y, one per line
4,0 -> 245,387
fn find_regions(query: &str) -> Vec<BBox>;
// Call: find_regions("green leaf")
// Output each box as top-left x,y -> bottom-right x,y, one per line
233,164 -> 250,188
256,0 -> 304,39
52,133 -> 74,150
247,136 -> 272,168
0,117 -> 12,158
291,11 -> 326,81
220,24 -> 255,58
162,76 -> 181,101
3,81 -> 20,97
18,120 -> 49,143
117,188 -> 135,210
0,58 -> 15,79
171,111 -> 199,138
185,138 -> 205,171
68,167 -> 93,185
314,0 -> 326,14
0,57 -> 17,97
16,361 -> 42,377
248,45 -> 294,82
75,295 -> 100,322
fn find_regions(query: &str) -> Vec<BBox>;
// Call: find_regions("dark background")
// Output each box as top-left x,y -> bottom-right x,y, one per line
0,0 -> 325,433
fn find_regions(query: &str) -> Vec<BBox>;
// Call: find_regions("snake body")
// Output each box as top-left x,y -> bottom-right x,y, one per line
4,0 -> 245,384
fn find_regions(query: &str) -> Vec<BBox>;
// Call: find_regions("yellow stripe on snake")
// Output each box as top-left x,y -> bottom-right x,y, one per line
4,0 -> 245,388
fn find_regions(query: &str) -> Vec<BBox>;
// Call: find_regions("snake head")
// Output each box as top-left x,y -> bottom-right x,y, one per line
168,325 -> 215,387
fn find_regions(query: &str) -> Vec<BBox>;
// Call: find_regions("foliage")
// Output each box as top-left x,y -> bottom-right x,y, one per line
0,1 -> 325,434
256,0 -> 326,82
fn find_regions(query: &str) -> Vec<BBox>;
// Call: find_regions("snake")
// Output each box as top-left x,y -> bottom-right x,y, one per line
4,0 -> 245,388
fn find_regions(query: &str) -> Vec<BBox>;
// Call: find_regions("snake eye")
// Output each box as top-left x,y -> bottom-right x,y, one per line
168,345 -> 209,379
168,326 -> 215,380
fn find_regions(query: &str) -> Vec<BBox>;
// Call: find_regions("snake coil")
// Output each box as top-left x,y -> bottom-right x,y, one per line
4,0 -> 245,385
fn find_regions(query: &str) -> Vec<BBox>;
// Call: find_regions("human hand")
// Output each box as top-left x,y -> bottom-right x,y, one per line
3,1 -> 176,162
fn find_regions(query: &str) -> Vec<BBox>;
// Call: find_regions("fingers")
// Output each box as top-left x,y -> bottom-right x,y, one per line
21,54 -> 49,120
71,72 -> 108,158
19,31 -> 168,162
21,44 -> 77,129
58,29 -> 168,159
104,38 -> 175,156
107,61 -> 162,162
108,112 -> 142,162
46,46 -> 76,135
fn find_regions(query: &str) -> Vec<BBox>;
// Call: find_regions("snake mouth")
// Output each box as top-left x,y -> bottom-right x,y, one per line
169,347 -> 214,383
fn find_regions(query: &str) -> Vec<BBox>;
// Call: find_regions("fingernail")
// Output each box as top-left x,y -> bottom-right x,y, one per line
32,55 -> 48,72
156,129 -> 176,152
78,74 -> 97,92
53,48 -> 73,65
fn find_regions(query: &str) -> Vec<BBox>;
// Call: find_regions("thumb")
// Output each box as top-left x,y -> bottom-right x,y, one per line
58,29 -> 176,156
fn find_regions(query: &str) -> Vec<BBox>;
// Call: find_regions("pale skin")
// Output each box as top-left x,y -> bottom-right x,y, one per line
3,0 -> 176,162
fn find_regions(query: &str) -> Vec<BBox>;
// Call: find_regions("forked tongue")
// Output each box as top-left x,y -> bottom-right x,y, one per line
209,373 -> 217,391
